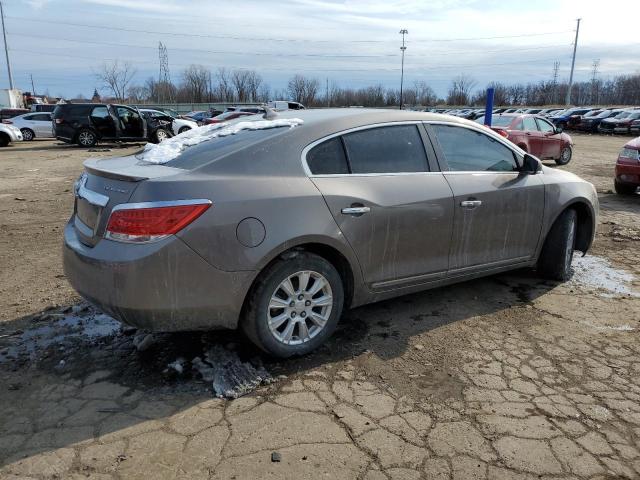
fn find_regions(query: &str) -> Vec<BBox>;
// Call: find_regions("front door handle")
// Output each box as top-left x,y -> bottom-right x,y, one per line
460,200 -> 482,209
341,206 -> 370,215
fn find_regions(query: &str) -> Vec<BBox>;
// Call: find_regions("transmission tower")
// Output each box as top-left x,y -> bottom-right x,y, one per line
551,61 -> 559,104
158,42 -> 171,104
591,59 -> 600,105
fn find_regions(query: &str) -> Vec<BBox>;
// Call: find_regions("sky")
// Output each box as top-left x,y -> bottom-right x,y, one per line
1,0 -> 639,99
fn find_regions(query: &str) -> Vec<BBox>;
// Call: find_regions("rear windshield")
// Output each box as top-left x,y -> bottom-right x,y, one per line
160,127 -> 290,170
476,116 -> 513,127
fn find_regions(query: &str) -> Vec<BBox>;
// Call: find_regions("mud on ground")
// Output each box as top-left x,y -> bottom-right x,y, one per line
1,134 -> 639,479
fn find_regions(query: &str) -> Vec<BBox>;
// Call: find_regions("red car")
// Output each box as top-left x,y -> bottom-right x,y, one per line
480,113 -> 574,165
614,137 -> 640,194
204,111 -> 254,125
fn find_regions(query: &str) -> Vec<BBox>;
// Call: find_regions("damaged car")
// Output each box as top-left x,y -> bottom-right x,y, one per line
63,109 -> 598,357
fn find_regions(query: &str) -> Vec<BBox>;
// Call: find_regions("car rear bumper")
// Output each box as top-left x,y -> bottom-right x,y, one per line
615,160 -> 640,186
63,219 -> 255,331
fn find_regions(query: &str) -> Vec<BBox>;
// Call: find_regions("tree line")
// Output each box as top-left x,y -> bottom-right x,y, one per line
95,61 -> 640,107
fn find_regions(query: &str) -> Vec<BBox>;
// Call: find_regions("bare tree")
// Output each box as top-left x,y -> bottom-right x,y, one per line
413,81 -> 437,106
216,68 -> 234,101
181,65 -> 210,103
246,71 -> 263,102
288,74 -> 320,106
95,60 -> 137,102
231,70 -> 252,102
446,74 -> 477,105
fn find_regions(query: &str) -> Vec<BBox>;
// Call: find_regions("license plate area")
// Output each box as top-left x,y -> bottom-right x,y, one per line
76,197 -> 100,232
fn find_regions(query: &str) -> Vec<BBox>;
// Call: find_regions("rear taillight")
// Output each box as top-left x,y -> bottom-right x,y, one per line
105,200 -> 211,243
2,120 -> 12,124
496,129 -> 509,138
55,118 -> 63,124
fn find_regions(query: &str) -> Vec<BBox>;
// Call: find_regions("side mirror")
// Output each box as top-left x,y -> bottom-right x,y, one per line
522,154 -> 541,174
555,124 -> 564,133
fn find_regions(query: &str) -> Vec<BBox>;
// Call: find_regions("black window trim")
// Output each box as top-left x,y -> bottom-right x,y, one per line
423,121 -> 528,174
302,121 -> 437,177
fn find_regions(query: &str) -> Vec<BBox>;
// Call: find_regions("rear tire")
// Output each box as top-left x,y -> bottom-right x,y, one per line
556,146 -> 572,165
537,209 -> 577,281
77,129 -> 97,147
615,180 -> 637,195
20,128 -> 34,141
241,252 -> 344,358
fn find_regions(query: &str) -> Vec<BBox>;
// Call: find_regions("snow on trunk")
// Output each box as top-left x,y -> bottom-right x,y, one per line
139,118 -> 304,164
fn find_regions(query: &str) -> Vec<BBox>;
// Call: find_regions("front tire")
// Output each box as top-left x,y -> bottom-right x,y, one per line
556,146 -> 572,165
537,209 -> 577,281
241,252 -> 344,358
153,128 -> 169,143
20,128 -> 34,141
76,129 -> 97,147
615,180 -> 637,195
0,133 -> 9,147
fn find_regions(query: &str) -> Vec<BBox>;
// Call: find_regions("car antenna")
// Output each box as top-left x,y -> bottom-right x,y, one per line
263,106 -> 278,120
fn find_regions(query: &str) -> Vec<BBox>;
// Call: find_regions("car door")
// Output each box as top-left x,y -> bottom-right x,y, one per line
32,113 -> 52,137
115,106 -> 146,139
535,117 -> 562,159
90,106 -> 116,139
427,123 -> 545,272
307,123 -> 454,289
521,116 -> 545,158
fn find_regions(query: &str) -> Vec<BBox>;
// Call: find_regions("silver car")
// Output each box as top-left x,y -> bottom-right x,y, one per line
63,109 -> 598,357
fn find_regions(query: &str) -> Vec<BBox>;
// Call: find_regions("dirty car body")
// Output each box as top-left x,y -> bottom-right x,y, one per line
63,109 -> 598,356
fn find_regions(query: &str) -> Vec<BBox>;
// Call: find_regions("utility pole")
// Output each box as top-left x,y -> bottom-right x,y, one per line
30,73 -> 35,95
158,41 -> 171,104
565,18 -> 581,106
399,29 -> 408,110
590,59 -> 600,105
0,1 -> 14,90
551,61 -> 559,104
326,77 -> 329,108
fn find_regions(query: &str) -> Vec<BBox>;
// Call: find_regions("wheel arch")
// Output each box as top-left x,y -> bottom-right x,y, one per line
544,200 -> 595,255
242,240 -> 359,317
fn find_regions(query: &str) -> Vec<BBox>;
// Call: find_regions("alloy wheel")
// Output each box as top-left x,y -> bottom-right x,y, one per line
267,270 -> 333,345
21,129 -> 33,141
78,131 -> 95,146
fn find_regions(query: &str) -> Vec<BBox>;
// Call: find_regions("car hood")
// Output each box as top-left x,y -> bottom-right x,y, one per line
540,165 -> 584,183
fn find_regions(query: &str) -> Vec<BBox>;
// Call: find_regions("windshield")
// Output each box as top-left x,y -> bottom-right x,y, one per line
583,110 -> 600,117
595,110 -> 612,118
615,111 -> 632,119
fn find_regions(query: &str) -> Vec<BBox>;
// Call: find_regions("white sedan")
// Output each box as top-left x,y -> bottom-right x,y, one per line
0,123 -> 23,146
7,112 -> 53,140
139,109 -> 197,136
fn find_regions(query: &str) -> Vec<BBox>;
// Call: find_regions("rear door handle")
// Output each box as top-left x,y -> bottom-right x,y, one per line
460,200 -> 482,208
341,206 -> 370,215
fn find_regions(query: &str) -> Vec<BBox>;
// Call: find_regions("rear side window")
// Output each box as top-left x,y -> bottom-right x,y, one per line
522,117 -> 538,131
342,125 -> 428,174
91,106 -> 109,119
432,124 -> 518,172
307,137 -> 349,174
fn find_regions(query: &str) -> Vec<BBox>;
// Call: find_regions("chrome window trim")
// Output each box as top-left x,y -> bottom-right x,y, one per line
301,121 -> 429,178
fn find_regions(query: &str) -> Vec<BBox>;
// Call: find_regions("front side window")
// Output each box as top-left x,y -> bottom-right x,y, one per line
536,118 -> 555,133
432,124 -> 518,172
342,124 -> 428,174
307,137 -> 349,175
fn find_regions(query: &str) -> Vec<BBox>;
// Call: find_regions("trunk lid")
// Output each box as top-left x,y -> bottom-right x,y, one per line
74,155 -> 184,247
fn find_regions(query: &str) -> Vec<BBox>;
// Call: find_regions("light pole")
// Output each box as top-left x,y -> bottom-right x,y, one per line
0,0 -> 14,90
565,18 -> 581,106
399,29 -> 408,110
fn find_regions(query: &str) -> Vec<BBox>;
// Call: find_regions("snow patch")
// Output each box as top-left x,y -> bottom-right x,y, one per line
138,118 -> 304,164
570,255 -> 638,297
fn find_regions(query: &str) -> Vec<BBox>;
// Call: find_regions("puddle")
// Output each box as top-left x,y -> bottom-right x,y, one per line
569,255 -> 638,297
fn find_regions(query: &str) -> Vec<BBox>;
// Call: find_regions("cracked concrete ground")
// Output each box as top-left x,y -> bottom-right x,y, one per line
1,134 -> 639,479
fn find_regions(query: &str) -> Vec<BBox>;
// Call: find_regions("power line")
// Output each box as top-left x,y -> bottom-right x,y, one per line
6,15 -> 572,44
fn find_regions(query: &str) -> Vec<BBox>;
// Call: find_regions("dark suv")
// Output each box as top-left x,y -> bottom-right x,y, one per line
53,103 -> 148,147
